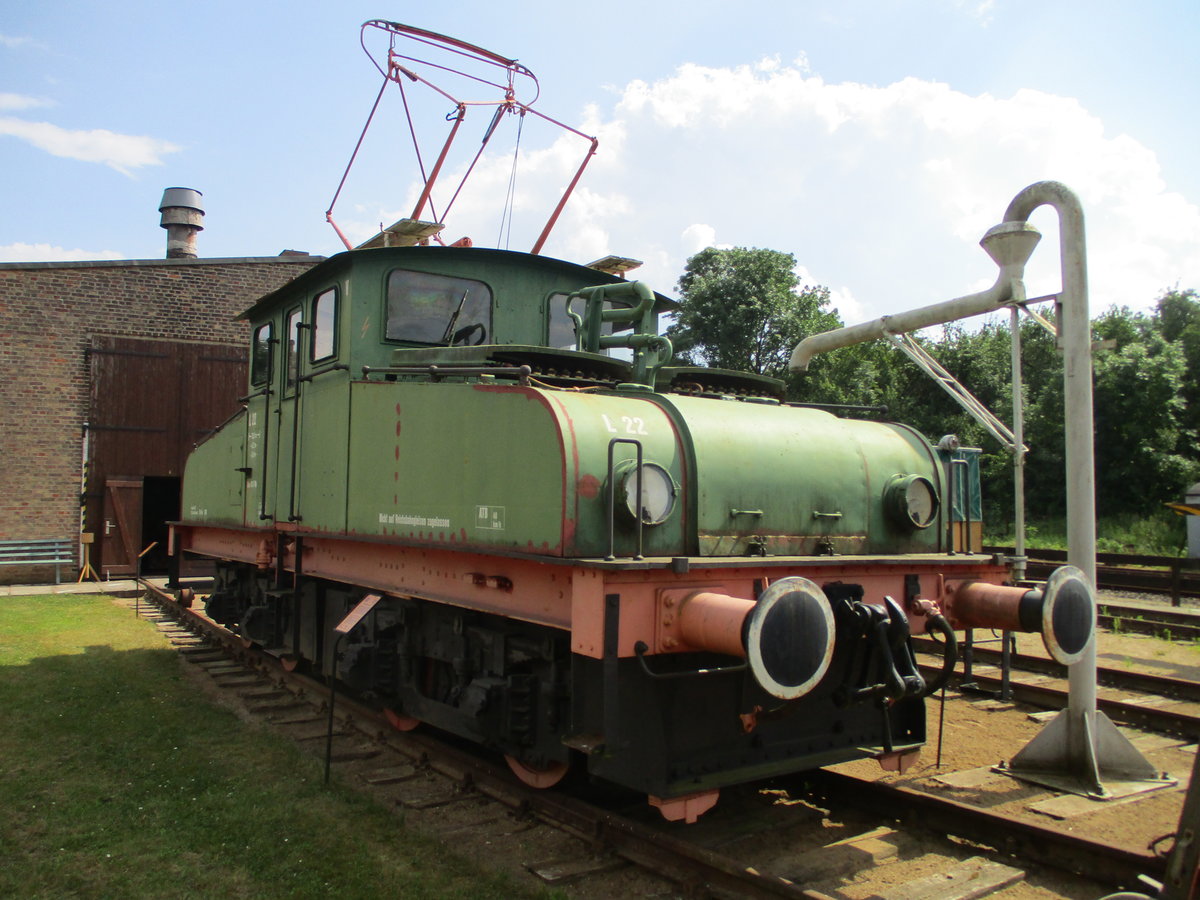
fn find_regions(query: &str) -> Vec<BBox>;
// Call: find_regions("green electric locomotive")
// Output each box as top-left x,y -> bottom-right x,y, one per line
173,242 -> 1091,821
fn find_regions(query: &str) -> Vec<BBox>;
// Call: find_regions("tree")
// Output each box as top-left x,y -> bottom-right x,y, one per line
667,247 -> 841,378
1155,289 -> 1200,449
1093,332 -> 1192,515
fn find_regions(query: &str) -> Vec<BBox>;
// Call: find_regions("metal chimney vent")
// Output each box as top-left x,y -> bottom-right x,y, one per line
159,187 -> 205,259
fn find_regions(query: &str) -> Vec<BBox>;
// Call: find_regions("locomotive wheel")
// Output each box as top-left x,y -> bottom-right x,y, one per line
384,708 -> 421,732
177,588 -> 194,609
504,754 -> 569,789
278,655 -> 300,672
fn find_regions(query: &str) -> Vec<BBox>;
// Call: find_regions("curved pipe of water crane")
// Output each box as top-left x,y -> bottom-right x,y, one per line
1001,182 -> 1099,713
788,220 -> 1041,372
788,271 -> 1010,372
1002,182 -> 1093,574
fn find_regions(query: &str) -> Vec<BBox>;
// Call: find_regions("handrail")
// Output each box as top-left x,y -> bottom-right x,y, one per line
299,363 -> 350,383
360,364 -> 531,385
633,641 -> 747,680
606,438 -> 644,561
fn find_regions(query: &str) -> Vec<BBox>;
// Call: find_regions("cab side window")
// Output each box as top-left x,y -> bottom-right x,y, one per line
250,322 -> 273,387
547,292 -> 619,353
385,270 -> 492,346
285,307 -> 302,390
311,288 -> 338,362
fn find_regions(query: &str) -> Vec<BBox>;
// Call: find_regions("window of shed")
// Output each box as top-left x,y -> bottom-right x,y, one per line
386,270 -> 492,346
251,322 -> 273,387
311,288 -> 337,361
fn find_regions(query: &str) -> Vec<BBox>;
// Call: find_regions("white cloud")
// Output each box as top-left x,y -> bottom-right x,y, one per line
0,242 -> 124,263
0,33 -> 34,49
948,0 -> 996,23
0,93 -> 50,111
796,263 -> 863,323
681,223 -> 716,254
572,60 -> 1200,320
0,116 -> 180,174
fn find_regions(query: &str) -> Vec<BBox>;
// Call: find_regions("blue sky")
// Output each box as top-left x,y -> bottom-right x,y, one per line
3,1 -> 1198,325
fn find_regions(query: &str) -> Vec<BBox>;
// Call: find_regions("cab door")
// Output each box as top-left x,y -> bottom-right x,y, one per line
243,321 -> 276,525
273,306 -> 304,524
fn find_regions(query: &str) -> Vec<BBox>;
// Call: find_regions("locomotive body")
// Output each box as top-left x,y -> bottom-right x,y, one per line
174,244 -> 1089,821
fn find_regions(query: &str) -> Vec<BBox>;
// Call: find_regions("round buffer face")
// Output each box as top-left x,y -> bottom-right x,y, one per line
1041,565 -> 1094,665
744,577 -> 835,700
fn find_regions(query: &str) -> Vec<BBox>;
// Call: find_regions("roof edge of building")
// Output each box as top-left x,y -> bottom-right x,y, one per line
0,255 -> 326,272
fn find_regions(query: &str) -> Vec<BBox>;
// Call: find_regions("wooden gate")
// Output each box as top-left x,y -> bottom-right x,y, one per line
87,336 -> 248,574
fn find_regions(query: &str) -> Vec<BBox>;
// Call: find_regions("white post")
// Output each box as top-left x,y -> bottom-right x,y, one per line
1010,305 -> 1027,583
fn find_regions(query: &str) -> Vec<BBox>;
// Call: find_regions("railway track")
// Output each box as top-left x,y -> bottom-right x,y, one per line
912,636 -> 1200,704
123,581 -> 1182,899
1098,603 -> 1200,642
911,638 -> 1200,740
988,546 -> 1200,603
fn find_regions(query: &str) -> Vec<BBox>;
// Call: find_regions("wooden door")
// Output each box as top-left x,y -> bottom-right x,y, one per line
100,476 -> 143,577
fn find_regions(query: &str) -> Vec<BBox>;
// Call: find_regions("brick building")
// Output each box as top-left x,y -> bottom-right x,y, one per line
0,198 -> 323,583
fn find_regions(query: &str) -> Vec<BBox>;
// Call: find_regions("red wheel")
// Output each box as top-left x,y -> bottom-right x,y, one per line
384,708 -> 421,732
504,754 -> 569,789
279,655 -> 300,672
178,588 -> 194,609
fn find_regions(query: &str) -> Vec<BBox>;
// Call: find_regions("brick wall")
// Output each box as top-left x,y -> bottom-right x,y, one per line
0,256 -> 322,583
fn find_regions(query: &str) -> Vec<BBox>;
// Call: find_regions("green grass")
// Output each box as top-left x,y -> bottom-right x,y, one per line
985,513 -> 1188,556
0,595 -> 544,899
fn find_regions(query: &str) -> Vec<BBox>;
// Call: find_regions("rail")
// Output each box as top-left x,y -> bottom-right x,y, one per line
911,634 -> 1200,704
988,546 -> 1200,605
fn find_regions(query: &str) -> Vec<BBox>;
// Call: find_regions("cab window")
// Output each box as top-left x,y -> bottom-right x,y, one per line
285,307 -> 302,390
386,270 -> 492,346
547,292 -> 618,352
250,322 -> 273,387
311,288 -> 338,362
